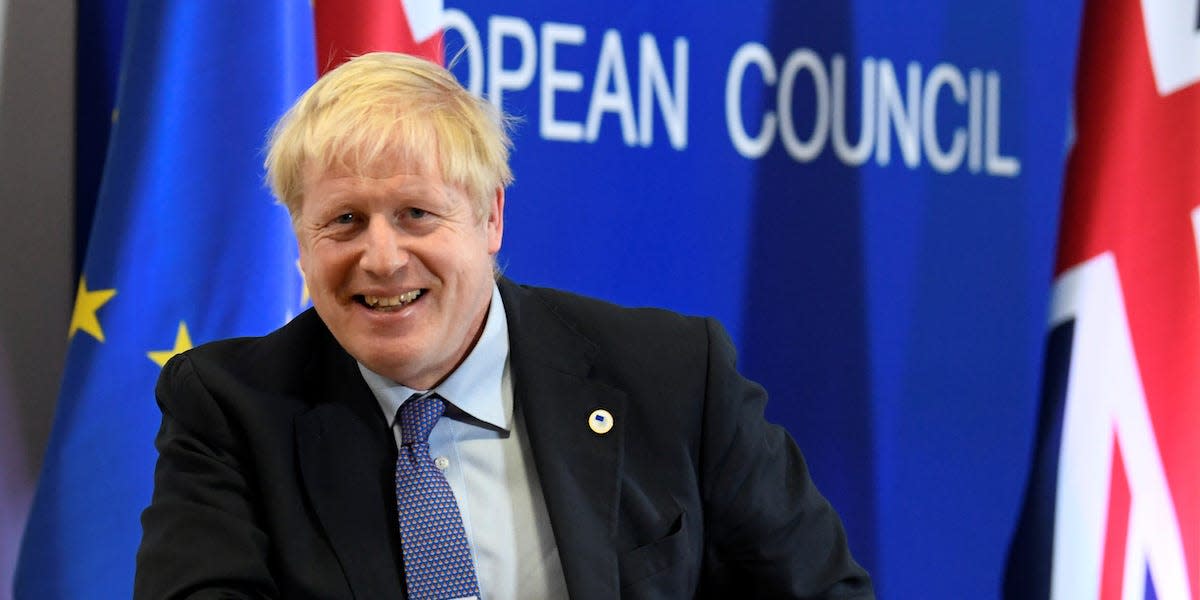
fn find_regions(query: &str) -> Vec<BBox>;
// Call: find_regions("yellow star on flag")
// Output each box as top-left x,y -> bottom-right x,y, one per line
148,321 -> 194,367
68,276 -> 117,342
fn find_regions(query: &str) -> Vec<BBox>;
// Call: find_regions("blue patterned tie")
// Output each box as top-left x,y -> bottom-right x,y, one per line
395,393 -> 480,600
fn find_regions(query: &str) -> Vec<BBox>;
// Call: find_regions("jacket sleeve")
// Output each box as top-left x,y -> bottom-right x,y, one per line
134,353 -> 277,600
697,318 -> 875,598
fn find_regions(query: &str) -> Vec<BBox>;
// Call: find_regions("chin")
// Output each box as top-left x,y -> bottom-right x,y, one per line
359,346 -> 429,385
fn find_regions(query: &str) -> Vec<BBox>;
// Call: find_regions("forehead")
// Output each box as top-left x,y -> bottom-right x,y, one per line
296,158 -> 482,224
314,134 -> 441,179
300,142 -> 443,194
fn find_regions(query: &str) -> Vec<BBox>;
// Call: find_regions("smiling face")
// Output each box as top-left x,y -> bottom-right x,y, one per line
296,161 -> 503,389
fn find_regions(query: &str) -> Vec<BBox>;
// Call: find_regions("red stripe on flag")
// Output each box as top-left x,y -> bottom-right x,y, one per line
313,0 -> 444,75
1099,438 -> 1132,600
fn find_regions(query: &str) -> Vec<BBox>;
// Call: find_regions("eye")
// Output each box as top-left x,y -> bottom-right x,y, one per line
333,213 -> 355,225
407,207 -> 429,219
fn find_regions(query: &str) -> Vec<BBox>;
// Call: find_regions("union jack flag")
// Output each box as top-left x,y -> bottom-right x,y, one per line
313,0 -> 445,74
1005,0 -> 1200,598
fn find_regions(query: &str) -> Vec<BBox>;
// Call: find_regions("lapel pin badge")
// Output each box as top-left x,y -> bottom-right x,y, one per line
588,409 -> 614,435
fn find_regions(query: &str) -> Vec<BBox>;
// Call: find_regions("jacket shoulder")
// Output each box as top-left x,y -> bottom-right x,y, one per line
518,284 -> 709,344
168,308 -> 337,395
506,283 -> 722,381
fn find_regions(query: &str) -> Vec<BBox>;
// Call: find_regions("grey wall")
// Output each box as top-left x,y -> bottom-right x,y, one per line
0,1 -> 74,597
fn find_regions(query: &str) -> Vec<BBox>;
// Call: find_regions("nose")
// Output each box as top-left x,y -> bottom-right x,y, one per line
358,217 -> 408,277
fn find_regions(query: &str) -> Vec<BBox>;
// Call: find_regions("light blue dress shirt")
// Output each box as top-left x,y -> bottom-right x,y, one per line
359,285 -> 569,600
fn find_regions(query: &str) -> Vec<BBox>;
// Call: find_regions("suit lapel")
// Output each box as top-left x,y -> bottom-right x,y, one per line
501,280 -> 627,600
294,324 -> 405,598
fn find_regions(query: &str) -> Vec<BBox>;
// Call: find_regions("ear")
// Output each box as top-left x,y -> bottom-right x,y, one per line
295,236 -> 314,307
486,187 -> 504,254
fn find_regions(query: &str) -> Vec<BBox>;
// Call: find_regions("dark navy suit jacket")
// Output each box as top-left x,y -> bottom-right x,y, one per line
135,279 -> 873,599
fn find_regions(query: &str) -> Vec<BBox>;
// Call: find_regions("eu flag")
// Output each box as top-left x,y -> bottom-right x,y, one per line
15,2 -> 315,596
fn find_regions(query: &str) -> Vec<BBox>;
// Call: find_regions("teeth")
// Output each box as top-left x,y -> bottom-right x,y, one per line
363,289 -> 422,308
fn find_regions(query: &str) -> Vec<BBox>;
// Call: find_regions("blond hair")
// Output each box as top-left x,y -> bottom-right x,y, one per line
265,52 -> 513,220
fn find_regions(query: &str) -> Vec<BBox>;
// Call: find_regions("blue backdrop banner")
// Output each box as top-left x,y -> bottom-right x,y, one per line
441,2 -> 1080,597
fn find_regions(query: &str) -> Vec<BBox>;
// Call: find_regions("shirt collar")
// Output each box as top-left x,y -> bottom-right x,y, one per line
358,284 -> 511,433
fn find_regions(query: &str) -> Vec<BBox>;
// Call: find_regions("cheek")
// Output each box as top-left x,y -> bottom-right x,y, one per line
299,244 -> 350,291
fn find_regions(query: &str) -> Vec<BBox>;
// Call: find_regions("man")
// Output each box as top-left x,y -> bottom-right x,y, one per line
135,52 -> 873,599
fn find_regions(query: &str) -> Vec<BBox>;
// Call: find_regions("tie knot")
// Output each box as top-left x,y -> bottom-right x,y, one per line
399,393 -> 444,445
